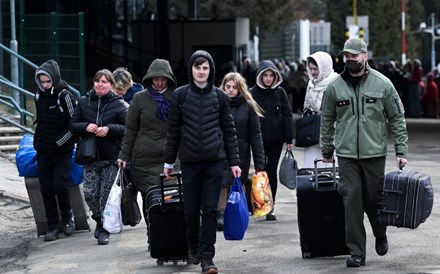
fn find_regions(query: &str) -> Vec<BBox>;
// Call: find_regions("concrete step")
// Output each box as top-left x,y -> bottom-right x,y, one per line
0,152 -> 16,163
0,127 -> 25,136
0,144 -> 19,153
0,135 -> 22,145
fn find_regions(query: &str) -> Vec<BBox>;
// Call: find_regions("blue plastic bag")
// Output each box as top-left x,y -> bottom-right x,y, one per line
16,134 -> 39,177
69,149 -> 84,185
15,134 -> 84,185
223,177 -> 249,240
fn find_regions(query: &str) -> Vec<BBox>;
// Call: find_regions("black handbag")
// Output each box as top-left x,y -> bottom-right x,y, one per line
74,135 -> 96,165
120,169 -> 142,227
295,113 -> 321,148
278,149 -> 298,190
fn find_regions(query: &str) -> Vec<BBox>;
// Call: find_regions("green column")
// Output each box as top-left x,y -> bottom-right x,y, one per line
78,12 -> 85,94
51,12 -> 58,60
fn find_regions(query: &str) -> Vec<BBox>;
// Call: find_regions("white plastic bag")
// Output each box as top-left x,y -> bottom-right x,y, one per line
103,169 -> 123,233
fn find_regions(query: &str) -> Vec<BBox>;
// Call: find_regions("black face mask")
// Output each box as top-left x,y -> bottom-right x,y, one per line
345,60 -> 365,74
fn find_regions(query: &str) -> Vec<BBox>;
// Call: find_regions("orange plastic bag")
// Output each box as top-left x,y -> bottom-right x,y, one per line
251,171 -> 274,217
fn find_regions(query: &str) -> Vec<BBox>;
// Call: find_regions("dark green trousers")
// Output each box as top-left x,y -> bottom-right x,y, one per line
338,157 -> 387,257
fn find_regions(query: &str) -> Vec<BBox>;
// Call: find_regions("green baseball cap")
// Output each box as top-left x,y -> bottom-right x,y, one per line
340,38 -> 367,55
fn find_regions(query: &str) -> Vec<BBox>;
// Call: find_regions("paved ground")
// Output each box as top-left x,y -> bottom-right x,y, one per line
0,118 -> 439,274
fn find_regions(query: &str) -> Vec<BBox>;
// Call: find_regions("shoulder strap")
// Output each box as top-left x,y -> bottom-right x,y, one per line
178,85 -> 190,106
214,87 -> 225,110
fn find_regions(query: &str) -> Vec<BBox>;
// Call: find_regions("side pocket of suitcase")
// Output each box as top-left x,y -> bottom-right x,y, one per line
377,171 -> 403,227
415,174 -> 434,226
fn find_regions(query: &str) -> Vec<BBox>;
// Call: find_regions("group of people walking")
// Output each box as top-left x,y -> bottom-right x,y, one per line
32,37 -> 408,273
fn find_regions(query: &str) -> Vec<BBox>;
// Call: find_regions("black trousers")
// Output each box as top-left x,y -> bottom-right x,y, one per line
263,143 -> 284,203
181,160 -> 224,260
338,156 -> 387,257
37,152 -> 72,227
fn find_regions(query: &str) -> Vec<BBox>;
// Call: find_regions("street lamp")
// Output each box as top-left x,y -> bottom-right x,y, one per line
419,13 -> 440,71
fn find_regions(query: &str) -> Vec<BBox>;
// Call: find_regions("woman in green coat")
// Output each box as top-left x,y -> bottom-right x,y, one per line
118,58 -> 178,216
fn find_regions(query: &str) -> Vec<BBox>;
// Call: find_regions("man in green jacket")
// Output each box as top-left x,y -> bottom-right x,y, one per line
321,38 -> 408,267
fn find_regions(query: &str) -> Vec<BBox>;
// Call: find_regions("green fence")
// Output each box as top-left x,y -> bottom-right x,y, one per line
19,12 -> 86,93
1,0 -> 85,93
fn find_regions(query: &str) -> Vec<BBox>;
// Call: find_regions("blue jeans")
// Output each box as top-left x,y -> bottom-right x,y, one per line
181,160 -> 224,260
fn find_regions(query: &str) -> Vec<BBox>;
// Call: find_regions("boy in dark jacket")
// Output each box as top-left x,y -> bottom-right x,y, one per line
34,59 -> 77,241
164,50 -> 241,274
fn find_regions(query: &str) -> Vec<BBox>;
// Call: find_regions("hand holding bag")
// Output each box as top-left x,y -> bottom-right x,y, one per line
295,113 -> 321,148
251,171 -> 274,217
223,177 -> 249,240
103,169 -> 123,233
74,135 -> 96,165
279,149 -> 298,190
120,169 -> 142,227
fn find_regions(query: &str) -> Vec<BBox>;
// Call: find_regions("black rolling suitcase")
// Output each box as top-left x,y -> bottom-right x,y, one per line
296,159 -> 349,259
145,172 -> 188,265
378,166 -> 434,229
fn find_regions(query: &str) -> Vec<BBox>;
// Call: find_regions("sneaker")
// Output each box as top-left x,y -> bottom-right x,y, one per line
187,244 -> 200,264
201,260 -> 218,274
44,227 -> 59,241
63,210 -> 76,236
97,228 -> 110,245
375,235 -> 388,256
346,255 -> 365,267
266,210 -> 276,221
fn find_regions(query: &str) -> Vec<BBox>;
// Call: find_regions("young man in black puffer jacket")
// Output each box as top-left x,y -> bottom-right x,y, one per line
34,59 -> 77,241
164,50 -> 241,274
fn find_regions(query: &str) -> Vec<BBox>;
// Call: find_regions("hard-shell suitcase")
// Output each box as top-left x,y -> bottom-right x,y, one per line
24,177 -> 90,237
296,159 -> 349,259
145,172 -> 188,265
378,167 -> 434,229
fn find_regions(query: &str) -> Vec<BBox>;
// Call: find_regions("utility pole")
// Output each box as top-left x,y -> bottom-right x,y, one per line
353,0 -> 358,26
9,0 -> 19,115
401,0 -> 406,65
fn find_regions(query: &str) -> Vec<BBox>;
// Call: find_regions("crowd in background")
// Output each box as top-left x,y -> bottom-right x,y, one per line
214,55 -> 440,119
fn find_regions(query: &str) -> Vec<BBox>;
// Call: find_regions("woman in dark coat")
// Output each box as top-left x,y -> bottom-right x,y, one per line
250,60 -> 294,221
69,69 -> 128,245
216,72 -> 265,229
118,59 -> 178,222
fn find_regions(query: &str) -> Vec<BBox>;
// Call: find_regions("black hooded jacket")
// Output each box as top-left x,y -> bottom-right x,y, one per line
34,59 -> 77,155
229,96 -> 265,170
250,60 -> 294,145
164,50 -> 240,166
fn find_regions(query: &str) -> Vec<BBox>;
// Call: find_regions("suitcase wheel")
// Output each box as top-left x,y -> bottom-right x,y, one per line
156,259 -> 165,266
302,252 -> 311,259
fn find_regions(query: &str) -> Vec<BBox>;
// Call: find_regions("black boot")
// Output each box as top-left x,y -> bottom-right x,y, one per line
98,228 -> 110,245
62,209 -> 76,236
92,215 -> 102,239
217,209 -> 224,231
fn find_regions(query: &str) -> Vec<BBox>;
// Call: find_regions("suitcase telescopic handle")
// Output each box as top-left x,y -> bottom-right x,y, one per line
159,172 -> 184,208
313,158 -> 337,191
